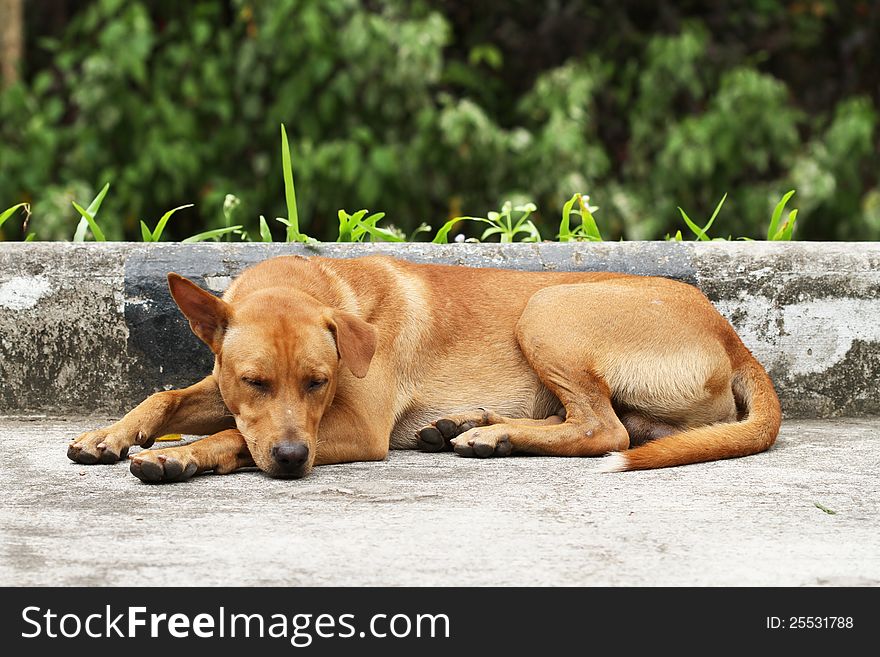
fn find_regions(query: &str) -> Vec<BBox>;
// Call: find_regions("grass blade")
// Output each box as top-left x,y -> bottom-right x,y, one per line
151,204 -> 194,241
259,216 -> 273,243
768,190 -> 795,240
702,193 -> 727,236
73,183 -> 110,242
677,207 -> 708,241
280,124 -> 301,242
71,201 -> 106,242
773,209 -> 798,241
182,226 -> 243,243
558,194 -> 578,242
139,220 -> 153,242
0,202 -> 29,230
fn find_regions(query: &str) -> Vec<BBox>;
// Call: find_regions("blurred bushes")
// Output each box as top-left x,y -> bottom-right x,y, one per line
1,0 -> 878,241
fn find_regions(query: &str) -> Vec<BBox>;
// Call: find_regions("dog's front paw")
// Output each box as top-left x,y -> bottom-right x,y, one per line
68,427 -> 144,465
450,427 -> 513,458
129,448 -> 198,483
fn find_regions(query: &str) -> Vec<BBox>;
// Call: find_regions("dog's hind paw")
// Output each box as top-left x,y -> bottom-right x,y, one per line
450,426 -> 513,458
130,450 -> 198,483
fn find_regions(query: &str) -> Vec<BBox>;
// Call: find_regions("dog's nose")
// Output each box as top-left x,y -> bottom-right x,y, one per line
271,441 -> 309,475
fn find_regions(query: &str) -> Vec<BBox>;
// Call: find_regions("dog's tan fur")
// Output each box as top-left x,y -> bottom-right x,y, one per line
67,255 -> 781,481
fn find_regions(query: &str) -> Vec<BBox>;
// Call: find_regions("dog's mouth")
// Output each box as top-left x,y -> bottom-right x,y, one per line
267,468 -> 311,480
255,456 -> 313,479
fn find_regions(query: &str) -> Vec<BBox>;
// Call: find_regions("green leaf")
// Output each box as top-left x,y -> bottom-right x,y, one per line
768,190 -> 795,240
559,194 -> 579,242
481,226 -> 505,240
577,194 -> 602,241
73,183 -> 109,242
351,211 -> 386,241
702,193 -> 727,237
813,502 -> 836,515
518,220 -> 542,242
773,209 -> 798,241
259,216 -> 273,243
151,204 -> 194,241
363,212 -> 386,228
0,203 -> 29,230
24,232 -> 36,242
339,209 -> 370,242
280,124 -> 302,242
182,226 -> 244,243
677,207 -> 708,241
336,209 -> 353,242
432,217 -> 463,244
140,220 -> 153,242
362,225 -> 405,242
71,201 -> 106,242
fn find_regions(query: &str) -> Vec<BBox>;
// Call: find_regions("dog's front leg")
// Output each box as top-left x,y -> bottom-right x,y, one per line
312,404 -> 392,466
68,375 -> 234,464
128,429 -> 254,483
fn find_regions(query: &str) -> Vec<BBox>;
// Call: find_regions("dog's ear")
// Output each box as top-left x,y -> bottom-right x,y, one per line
167,273 -> 230,353
330,311 -> 377,378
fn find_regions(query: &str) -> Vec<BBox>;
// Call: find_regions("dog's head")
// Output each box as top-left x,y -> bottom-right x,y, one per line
167,273 -> 376,479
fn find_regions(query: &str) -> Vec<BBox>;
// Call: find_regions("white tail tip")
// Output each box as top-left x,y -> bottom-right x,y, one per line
597,452 -> 628,473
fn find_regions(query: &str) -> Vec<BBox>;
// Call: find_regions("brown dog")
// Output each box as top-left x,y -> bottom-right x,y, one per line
67,255 -> 781,481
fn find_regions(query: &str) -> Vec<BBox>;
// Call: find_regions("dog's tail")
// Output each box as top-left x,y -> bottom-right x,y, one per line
601,355 -> 781,472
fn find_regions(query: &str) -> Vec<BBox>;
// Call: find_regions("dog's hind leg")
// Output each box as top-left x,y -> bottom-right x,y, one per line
448,370 -> 628,457
68,375 -> 234,465
129,429 -> 254,483
449,288 -> 632,458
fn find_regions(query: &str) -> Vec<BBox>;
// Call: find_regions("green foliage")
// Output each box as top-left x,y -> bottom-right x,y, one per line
559,194 -> 603,242
669,191 -> 799,241
473,202 -> 542,243
0,1 -> 877,241
71,202 -> 106,242
280,124 -> 304,243
335,210 -> 403,243
0,121 -> 803,245
677,194 -> 728,241
73,183 -> 109,242
139,205 -> 195,243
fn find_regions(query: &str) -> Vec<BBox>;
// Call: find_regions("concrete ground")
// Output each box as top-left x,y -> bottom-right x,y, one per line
1,417 -> 878,586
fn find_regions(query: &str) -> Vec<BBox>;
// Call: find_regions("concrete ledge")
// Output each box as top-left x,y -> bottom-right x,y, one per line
1,242 -> 879,418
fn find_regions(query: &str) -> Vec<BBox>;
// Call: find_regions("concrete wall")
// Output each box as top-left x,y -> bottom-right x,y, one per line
1,242 -> 878,418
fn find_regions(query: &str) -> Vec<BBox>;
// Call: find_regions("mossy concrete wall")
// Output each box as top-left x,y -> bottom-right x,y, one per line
1,242 -> 878,418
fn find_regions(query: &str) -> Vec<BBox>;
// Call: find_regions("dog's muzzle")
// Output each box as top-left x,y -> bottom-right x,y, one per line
270,440 -> 310,478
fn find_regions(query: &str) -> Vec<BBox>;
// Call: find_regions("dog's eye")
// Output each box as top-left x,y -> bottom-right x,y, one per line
242,377 -> 268,391
307,378 -> 327,392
